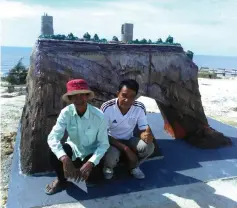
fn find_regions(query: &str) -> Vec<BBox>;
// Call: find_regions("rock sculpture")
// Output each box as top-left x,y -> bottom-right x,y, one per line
20,39 -> 232,174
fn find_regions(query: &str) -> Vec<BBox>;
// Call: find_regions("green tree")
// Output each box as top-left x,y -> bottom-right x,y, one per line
186,50 -> 194,60
6,58 -> 28,85
148,39 -> 152,44
112,36 -> 119,41
156,38 -> 163,43
58,34 -> 66,40
165,35 -> 174,44
100,38 -> 108,43
67,33 -> 77,40
83,32 -> 91,40
139,38 -> 147,44
93,34 -> 99,42
133,39 -> 139,44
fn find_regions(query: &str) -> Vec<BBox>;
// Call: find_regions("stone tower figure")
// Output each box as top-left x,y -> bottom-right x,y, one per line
41,13 -> 54,36
121,23 -> 133,42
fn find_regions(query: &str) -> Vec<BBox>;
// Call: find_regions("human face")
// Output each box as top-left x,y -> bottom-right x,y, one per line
69,93 -> 90,109
117,86 -> 137,111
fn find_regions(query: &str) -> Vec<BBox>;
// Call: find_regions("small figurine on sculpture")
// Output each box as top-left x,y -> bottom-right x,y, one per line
45,79 -> 110,195
101,79 -> 155,180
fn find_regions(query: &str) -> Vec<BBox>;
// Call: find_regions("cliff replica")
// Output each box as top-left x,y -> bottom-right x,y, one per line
20,39 -> 232,174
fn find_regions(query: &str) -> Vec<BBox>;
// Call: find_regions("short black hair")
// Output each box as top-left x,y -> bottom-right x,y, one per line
118,79 -> 139,95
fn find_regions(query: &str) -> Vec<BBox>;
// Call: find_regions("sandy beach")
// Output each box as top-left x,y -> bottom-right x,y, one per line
0,77 -> 237,207
0,83 -> 26,207
198,78 -> 237,127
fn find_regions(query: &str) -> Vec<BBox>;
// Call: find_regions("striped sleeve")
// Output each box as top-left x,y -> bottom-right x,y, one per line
133,101 -> 147,115
134,101 -> 148,130
100,99 -> 116,112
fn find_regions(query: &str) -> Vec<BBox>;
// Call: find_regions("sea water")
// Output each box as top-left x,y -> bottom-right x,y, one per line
1,46 -> 237,75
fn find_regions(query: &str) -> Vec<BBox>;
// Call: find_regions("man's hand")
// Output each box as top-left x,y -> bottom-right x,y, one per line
140,126 -> 154,144
60,155 -> 79,180
80,161 -> 94,181
124,146 -> 138,168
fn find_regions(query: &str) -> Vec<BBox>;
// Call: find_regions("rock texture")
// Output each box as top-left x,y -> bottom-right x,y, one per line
21,39 -> 232,174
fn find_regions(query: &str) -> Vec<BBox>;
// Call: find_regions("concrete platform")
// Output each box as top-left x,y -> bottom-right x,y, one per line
6,112 -> 237,208
6,96 -> 237,208
42,179 -> 237,208
41,116 -> 237,208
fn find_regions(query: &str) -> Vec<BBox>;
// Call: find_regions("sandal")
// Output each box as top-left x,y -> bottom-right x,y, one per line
45,179 -> 67,195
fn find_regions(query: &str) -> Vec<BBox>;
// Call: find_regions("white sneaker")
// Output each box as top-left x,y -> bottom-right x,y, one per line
103,167 -> 113,180
131,167 -> 145,179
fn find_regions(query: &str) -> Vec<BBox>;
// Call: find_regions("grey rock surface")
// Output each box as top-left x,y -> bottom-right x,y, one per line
20,40 -> 231,174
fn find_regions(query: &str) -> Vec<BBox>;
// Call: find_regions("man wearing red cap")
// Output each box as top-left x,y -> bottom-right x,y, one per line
45,79 -> 110,195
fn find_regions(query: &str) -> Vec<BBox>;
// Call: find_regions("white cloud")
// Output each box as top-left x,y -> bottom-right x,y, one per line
1,0 -> 237,56
92,11 -> 115,17
0,1 -> 42,19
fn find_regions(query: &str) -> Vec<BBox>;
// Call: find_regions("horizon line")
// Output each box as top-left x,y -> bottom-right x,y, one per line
1,45 -> 237,58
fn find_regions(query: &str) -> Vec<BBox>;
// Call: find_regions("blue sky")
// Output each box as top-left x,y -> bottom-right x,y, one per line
0,0 -> 237,56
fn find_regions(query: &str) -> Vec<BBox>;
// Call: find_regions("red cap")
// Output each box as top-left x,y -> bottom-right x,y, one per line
62,79 -> 94,103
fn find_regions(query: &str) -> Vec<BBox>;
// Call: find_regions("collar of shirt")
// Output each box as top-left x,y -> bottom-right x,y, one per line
115,98 -> 134,116
72,104 -> 90,119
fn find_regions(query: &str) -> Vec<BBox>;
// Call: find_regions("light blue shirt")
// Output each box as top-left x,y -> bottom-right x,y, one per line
47,104 -> 110,166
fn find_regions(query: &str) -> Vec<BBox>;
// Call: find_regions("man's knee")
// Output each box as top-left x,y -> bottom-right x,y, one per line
137,140 -> 155,157
50,143 -> 72,164
104,146 -> 120,168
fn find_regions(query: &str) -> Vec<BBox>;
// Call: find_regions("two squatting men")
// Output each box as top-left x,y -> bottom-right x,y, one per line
46,79 -> 154,195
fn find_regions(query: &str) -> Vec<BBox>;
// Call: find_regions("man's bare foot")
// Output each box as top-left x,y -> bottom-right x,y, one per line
45,178 -> 67,195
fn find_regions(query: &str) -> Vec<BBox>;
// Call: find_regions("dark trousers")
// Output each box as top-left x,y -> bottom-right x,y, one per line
50,143 -> 103,183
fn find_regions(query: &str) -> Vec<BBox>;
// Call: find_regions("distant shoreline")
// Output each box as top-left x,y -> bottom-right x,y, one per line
1,46 -> 237,58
